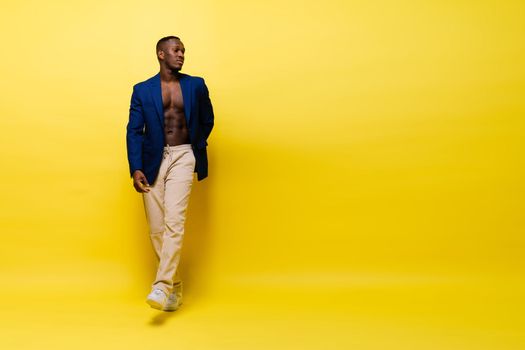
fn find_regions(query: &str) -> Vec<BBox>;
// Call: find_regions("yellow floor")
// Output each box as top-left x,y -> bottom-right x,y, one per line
1,270 -> 523,350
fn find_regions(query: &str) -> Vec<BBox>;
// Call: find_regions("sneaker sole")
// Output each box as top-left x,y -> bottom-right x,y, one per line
162,306 -> 178,312
163,301 -> 183,312
146,298 -> 164,310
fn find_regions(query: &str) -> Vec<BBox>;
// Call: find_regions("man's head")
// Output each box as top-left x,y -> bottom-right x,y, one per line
156,36 -> 185,71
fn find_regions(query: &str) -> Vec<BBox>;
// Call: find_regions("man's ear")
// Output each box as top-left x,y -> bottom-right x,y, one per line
157,50 -> 164,60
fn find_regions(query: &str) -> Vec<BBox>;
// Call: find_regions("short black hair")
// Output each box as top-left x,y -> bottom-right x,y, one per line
156,35 -> 181,54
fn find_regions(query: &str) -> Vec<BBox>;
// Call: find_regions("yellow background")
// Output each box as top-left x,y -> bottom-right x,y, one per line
1,0 -> 524,349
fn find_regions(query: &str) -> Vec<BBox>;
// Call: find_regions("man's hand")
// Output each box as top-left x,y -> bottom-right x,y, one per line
132,170 -> 150,193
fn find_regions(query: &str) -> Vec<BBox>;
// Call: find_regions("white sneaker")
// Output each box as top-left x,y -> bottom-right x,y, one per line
163,292 -> 182,312
146,289 -> 167,310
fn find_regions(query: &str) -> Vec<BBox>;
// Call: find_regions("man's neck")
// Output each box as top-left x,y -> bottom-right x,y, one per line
159,67 -> 181,82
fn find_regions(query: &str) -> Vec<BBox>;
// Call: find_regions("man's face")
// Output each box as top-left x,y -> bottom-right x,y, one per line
159,39 -> 185,71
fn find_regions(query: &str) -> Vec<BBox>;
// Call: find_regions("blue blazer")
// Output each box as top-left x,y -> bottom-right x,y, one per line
126,72 -> 214,184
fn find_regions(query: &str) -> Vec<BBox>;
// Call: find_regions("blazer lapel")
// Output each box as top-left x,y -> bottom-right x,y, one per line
149,73 -> 164,127
180,74 -> 192,125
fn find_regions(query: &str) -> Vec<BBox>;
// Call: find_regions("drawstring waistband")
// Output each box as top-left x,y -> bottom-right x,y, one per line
164,144 -> 192,162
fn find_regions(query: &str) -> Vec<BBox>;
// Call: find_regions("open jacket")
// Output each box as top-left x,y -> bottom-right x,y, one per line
126,72 -> 214,184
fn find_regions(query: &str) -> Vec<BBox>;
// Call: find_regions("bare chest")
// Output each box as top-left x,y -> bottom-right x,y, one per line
161,81 -> 184,112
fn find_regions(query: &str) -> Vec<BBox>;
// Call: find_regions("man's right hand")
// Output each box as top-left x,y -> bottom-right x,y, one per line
132,170 -> 151,193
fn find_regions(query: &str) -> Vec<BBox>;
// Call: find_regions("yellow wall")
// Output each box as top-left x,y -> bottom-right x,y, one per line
0,1 -> 524,349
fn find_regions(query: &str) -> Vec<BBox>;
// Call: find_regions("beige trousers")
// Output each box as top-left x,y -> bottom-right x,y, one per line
142,144 -> 195,295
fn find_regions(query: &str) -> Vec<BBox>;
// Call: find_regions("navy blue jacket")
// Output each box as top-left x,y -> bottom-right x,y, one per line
126,72 -> 214,184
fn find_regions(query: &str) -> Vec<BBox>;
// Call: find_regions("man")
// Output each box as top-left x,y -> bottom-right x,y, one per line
126,35 -> 214,311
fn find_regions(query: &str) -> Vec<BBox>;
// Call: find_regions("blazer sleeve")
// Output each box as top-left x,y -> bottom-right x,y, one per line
199,78 -> 215,142
126,85 -> 144,177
